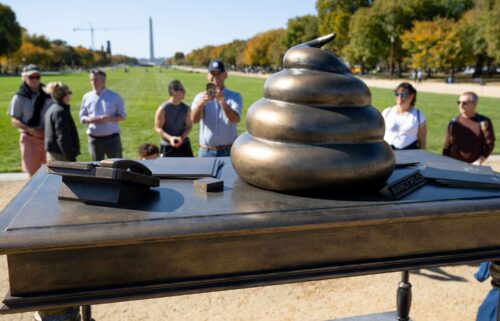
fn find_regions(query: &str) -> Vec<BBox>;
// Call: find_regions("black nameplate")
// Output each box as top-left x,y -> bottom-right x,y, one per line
380,169 -> 427,199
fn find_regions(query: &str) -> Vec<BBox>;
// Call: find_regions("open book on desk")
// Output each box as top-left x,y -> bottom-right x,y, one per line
421,165 -> 500,189
137,157 -> 224,179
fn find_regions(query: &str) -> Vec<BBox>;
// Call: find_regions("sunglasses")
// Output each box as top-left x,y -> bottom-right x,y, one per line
28,75 -> 41,80
173,88 -> 185,92
394,92 -> 409,98
457,100 -> 471,105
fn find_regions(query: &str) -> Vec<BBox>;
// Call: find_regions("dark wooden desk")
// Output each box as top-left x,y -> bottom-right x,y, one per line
1,150 -> 500,316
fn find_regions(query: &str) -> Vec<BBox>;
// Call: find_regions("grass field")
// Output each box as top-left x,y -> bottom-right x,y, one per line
0,67 -> 499,173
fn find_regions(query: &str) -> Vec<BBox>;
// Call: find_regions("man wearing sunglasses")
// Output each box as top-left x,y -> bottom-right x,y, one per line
443,92 -> 495,165
7,64 -> 52,176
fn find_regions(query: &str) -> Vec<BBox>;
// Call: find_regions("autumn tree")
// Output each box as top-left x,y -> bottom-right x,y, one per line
343,7 -> 385,73
219,40 -> 246,69
402,18 -> 470,77
405,0 -> 473,20
24,33 -> 51,49
0,3 -> 22,56
486,0 -> 500,62
241,29 -> 286,69
92,50 -> 111,66
166,51 -> 185,65
111,55 -> 138,65
185,45 -> 216,67
12,42 -> 49,68
316,0 -> 372,54
74,46 -> 94,68
339,0 -> 476,75
284,15 -> 319,48
456,1 -> 495,77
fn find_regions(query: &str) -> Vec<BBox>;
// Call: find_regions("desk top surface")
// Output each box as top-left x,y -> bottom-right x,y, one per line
1,150 -> 500,254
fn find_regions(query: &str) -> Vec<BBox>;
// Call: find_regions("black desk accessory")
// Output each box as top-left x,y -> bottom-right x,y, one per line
47,159 -> 160,205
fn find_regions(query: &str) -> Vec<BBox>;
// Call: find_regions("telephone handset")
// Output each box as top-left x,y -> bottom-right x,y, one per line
100,159 -> 152,176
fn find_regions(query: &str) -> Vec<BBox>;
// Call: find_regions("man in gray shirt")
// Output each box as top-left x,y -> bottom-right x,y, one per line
7,64 -> 52,176
80,69 -> 126,161
191,60 -> 243,157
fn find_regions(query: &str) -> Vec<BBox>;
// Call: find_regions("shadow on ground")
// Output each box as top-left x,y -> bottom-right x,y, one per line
411,267 -> 468,282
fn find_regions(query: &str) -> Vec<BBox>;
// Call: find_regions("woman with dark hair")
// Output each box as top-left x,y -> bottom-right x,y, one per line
44,82 -> 80,161
154,80 -> 193,157
381,82 -> 427,150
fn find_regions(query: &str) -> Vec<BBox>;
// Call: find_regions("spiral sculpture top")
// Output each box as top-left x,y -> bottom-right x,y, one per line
231,33 -> 394,192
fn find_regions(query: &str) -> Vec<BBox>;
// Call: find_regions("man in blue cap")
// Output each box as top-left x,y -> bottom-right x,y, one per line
191,60 -> 243,157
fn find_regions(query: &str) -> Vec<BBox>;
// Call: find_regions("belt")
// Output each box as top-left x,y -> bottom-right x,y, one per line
89,133 -> 119,139
21,131 -> 43,139
200,144 -> 232,151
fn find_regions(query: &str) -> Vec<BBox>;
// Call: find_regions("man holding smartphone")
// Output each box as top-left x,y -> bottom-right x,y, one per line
191,60 -> 243,157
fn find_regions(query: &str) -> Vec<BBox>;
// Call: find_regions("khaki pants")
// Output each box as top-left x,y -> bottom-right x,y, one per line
19,133 -> 46,176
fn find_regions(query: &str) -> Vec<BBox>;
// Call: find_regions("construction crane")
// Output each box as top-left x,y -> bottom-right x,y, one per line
73,23 -> 143,50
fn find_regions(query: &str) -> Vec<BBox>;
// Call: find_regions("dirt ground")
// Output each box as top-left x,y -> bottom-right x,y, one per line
0,161 -> 499,321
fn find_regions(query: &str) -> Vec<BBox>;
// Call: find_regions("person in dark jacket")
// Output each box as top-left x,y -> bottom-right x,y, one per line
44,82 -> 80,161
443,91 -> 495,165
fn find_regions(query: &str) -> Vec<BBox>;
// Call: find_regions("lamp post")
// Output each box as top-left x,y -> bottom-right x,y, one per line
389,35 -> 395,79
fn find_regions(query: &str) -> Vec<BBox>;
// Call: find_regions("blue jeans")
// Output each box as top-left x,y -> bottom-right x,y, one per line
198,147 -> 231,157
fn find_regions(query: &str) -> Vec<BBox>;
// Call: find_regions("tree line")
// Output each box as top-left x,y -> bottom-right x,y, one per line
0,3 -> 137,73
168,0 -> 500,78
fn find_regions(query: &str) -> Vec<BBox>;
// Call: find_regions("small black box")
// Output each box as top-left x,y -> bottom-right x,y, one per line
193,177 -> 224,192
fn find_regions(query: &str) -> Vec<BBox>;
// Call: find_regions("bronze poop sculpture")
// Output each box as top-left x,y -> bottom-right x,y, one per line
230,33 -> 395,192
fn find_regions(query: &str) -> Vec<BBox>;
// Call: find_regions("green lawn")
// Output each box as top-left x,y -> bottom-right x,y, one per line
0,67 -> 498,172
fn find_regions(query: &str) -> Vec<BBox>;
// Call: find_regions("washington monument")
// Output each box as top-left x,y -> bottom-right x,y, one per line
149,16 -> 155,61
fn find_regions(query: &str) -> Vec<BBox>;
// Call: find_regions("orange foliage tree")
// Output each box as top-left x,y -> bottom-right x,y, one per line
241,29 -> 286,69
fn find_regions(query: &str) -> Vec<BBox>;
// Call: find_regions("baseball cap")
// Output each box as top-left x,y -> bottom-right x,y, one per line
22,64 -> 41,77
208,60 -> 225,73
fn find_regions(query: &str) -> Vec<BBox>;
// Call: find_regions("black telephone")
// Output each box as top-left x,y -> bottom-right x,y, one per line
100,159 -> 152,176
48,159 -> 153,177
47,158 -> 159,205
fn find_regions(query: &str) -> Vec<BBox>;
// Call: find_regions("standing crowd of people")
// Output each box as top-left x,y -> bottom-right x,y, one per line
7,60 -> 242,176
7,64 -> 496,178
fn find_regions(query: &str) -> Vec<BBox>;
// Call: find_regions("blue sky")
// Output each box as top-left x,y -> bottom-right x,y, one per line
3,0 -> 317,59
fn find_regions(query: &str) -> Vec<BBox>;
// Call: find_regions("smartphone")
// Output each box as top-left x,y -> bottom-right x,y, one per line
206,83 -> 216,96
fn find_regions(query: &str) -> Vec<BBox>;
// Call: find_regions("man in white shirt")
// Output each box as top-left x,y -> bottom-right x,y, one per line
80,69 -> 126,161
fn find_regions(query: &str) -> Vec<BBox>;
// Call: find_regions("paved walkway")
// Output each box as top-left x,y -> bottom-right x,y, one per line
0,172 -> 29,181
360,78 -> 500,98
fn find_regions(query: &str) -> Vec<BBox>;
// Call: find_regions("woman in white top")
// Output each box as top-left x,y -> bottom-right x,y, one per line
382,82 -> 427,150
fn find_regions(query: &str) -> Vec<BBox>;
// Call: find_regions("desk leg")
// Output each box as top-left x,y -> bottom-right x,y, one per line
81,305 -> 94,321
396,271 -> 412,321
33,307 -> 81,321
489,261 -> 500,321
